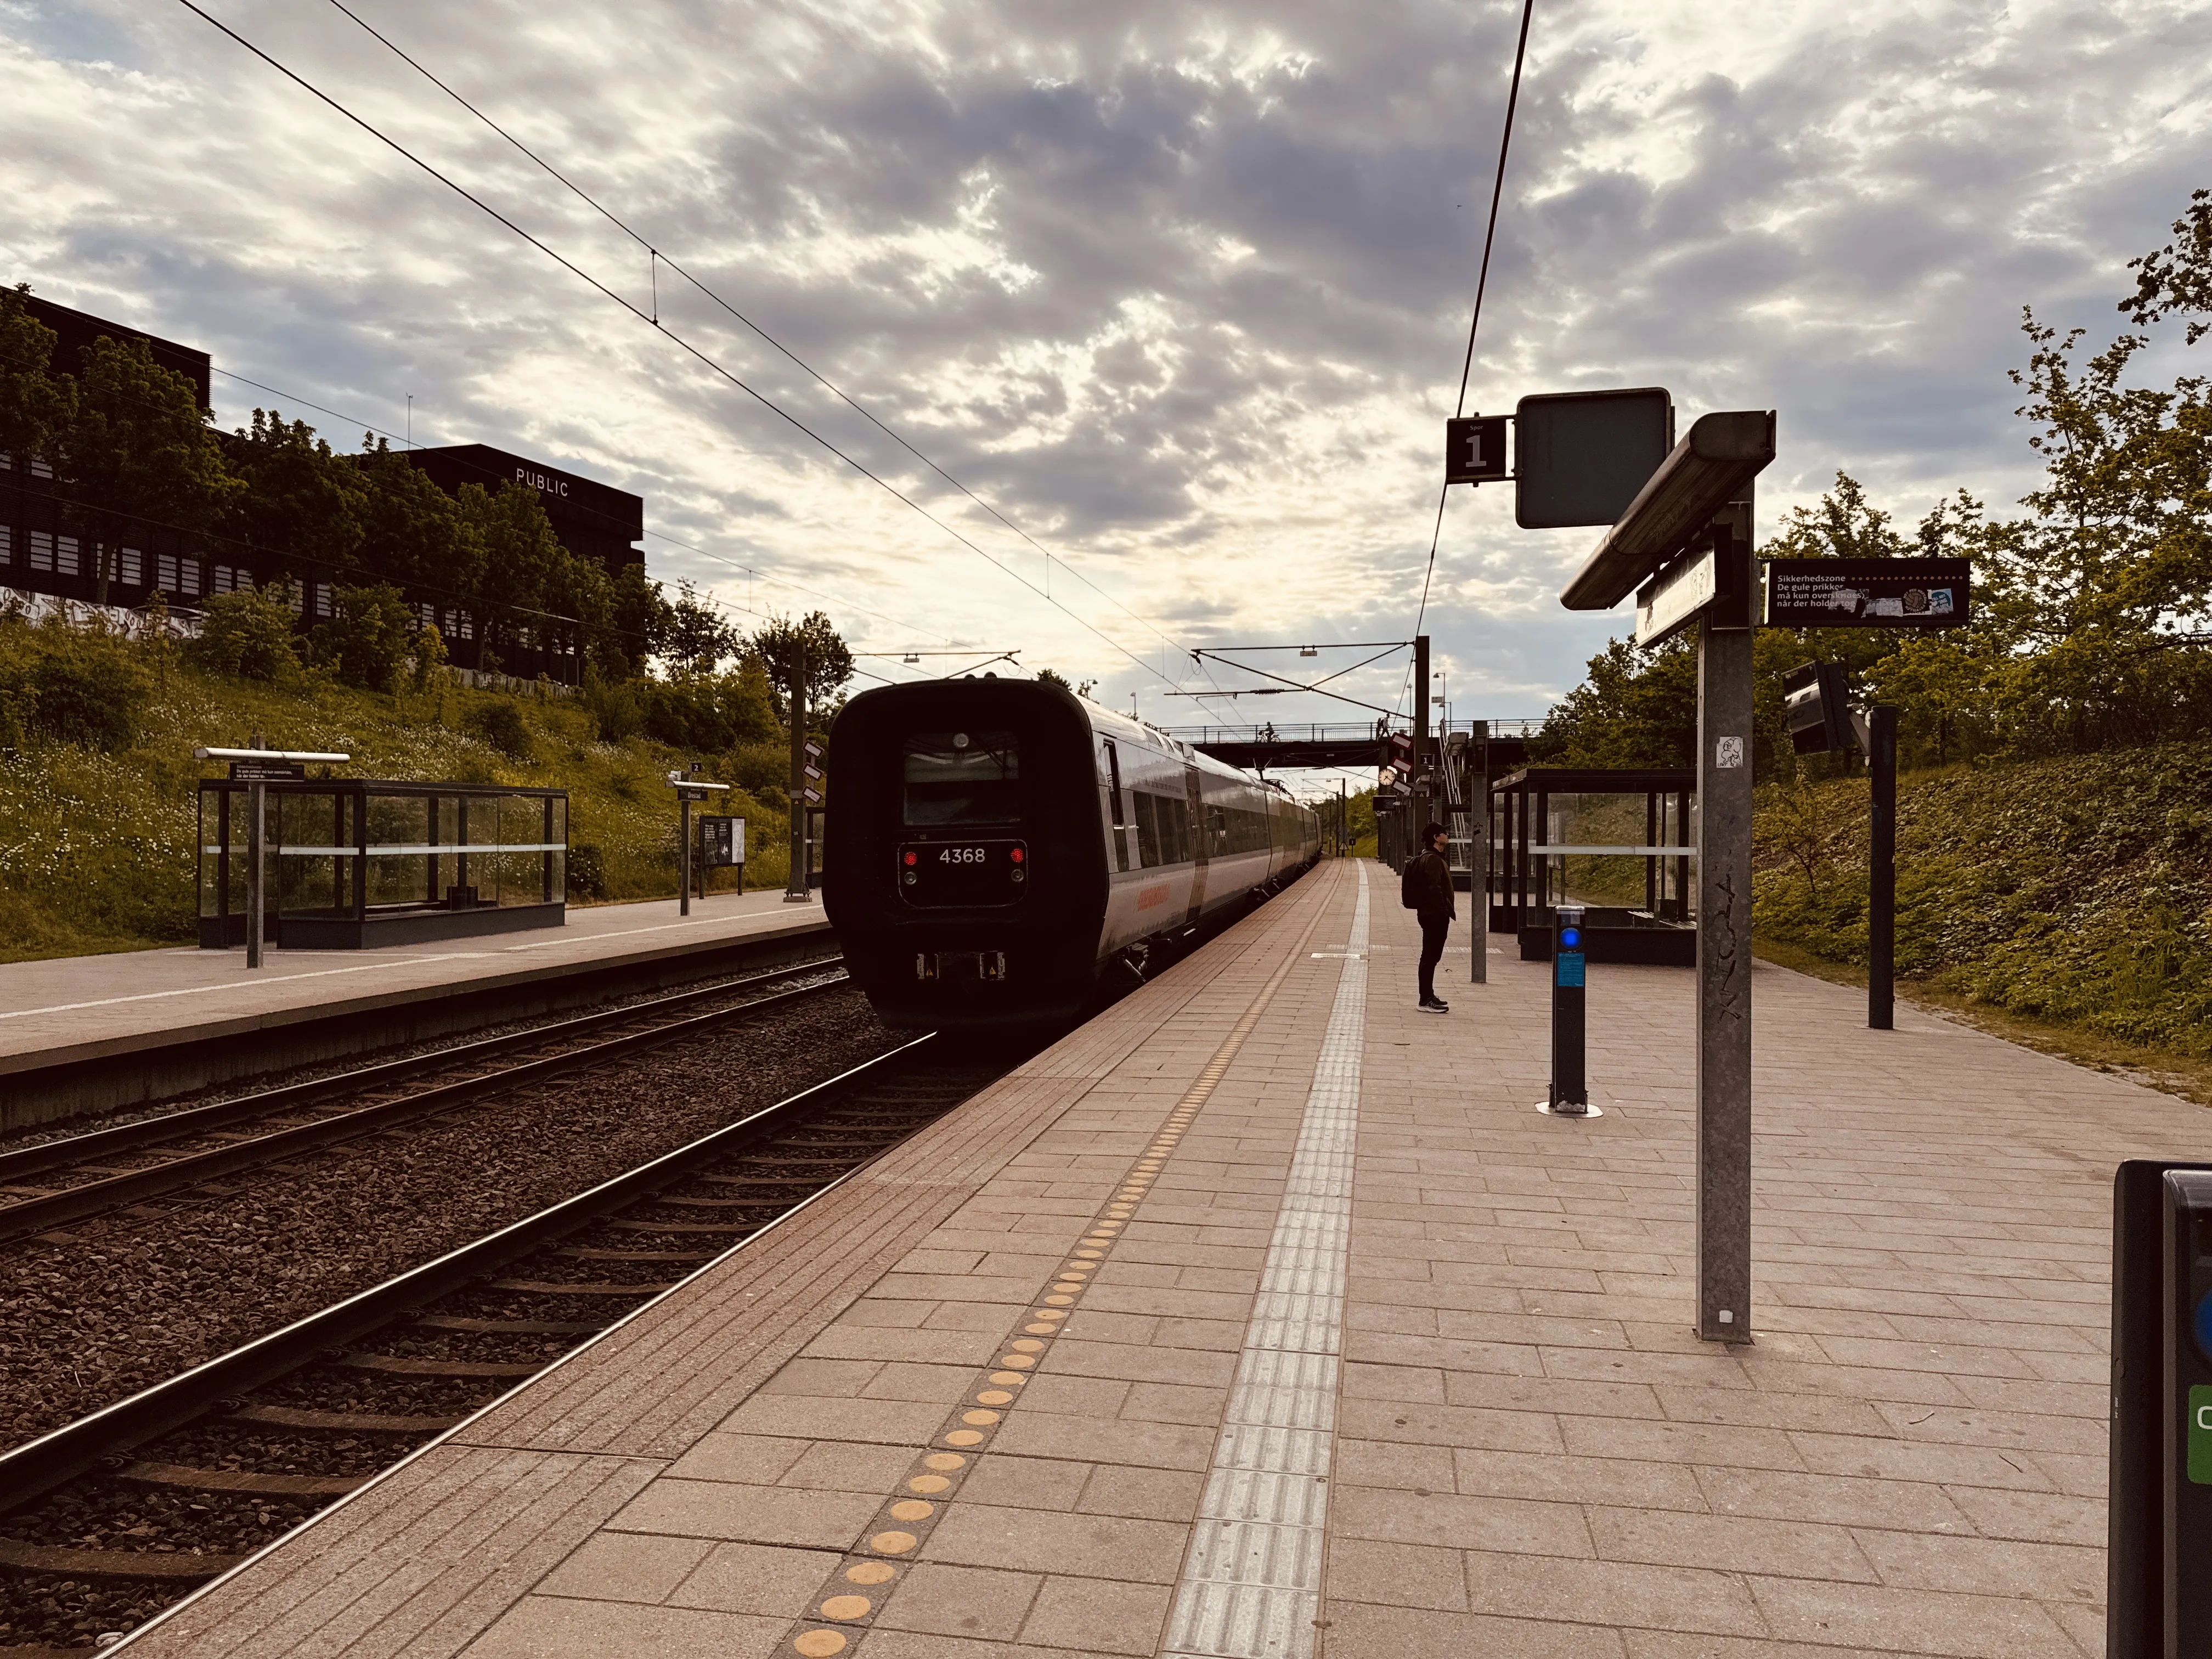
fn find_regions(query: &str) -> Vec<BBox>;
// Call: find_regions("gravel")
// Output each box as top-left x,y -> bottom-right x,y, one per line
0,987 -> 892,1454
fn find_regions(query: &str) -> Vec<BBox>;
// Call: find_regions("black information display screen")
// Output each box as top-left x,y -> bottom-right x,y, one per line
899,839 -> 1028,907
1763,558 -> 1971,629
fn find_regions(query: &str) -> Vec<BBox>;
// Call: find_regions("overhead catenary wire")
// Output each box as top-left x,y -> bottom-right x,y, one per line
302,0 -> 1235,716
172,0 -> 1230,718
1414,0 -> 1536,638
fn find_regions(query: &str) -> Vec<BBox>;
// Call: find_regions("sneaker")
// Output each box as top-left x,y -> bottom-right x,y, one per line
1419,999 -> 1449,1014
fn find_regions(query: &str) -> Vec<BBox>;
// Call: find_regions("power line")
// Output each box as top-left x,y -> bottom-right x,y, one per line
309,0 -> 1234,714
1415,0 -> 1536,636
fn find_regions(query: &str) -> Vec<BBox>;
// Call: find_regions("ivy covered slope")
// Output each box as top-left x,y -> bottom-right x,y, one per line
0,611 -> 807,964
1753,744 -> 2212,1054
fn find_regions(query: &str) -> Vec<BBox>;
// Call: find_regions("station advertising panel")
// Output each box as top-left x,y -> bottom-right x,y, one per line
1762,558 -> 1971,629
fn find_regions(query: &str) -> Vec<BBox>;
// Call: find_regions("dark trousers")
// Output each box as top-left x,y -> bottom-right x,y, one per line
1418,913 -> 1451,1002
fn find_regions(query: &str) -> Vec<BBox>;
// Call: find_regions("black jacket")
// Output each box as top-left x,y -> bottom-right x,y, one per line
1409,849 -> 1456,923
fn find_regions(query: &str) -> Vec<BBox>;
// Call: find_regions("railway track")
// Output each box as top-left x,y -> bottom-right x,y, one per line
0,1037 -> 1012,1654
0,954 -> 848,1246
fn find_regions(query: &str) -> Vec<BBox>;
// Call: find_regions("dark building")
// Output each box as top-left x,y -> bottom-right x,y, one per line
403,444 -> 644,577
18,293 -> 212,408
1,297 -> 648,684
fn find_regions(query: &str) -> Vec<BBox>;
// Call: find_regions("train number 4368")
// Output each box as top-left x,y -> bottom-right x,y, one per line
939,847 -> 989,864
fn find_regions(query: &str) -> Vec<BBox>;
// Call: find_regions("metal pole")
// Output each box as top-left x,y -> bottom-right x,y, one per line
1412,634 -> 1431,836
680,794 -> 692,918
785,645 -> 811,903
246,779 -> 265,969
1695,516 -> 1755,1345
1869,705 -> 1897,1031
1470,720 -> 1488,984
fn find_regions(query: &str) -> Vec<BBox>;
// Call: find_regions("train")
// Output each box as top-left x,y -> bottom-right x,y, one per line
824,678 -> 1322,1029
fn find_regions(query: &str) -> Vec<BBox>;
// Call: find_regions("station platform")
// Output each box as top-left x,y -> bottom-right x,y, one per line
1,892 -> 832,1131
114,856 -> 2196,1657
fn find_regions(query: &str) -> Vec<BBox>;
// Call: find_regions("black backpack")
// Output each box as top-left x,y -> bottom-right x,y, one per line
1400,856 -> 1421,910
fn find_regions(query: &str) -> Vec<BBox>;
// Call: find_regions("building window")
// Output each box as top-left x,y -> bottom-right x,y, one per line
117,548 -> 143,586
459,612 -> 473,639
179,557 -> 201,597
0,524 -> 11,565
57,535 -> 79,577
29,531 -> 53,572
30,455 -> 53,480
212,565 -> 232,593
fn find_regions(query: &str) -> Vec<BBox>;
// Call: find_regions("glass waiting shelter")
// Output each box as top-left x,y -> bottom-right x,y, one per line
1490,766 -> 1696,965
198,778 -> 568,949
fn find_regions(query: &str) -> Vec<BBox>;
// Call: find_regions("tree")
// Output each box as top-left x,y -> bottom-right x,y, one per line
187,583 -> 302,682
0,285 -> 74,467
459,481 -> 564,661
2124,187 -> 2212,344
749,611 -> 854,724
353,438 -> 483,600
224,409 -> 365,577
54,337 -> 240,606
310,583 -> 416,693
662,582 -> 742,675
604,562 -> 674,680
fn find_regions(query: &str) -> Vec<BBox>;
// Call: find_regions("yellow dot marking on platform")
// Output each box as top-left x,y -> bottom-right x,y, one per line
1023,1323 -> 1056,1335
1033,1308 -> 1066,1321
990,1371 -> 1026,1385
907,1474 -> 952,1493
888,1499 -> 935,1522
1045,1294 -> 1075,1306
998,1355 -> 1035,1369
962,1409 -> 1002,1427
845,1560 -> 898,1585
1012,1339 -> 1045,1352
943,1429 -> 985,1446
794,1633 -> 847,1657
870,1530 -> 919,1554
1074,1248 -> 1104,1259
923,1453 -> 967,1471
819,1595 -> 871,1620
975,1390 -> 1014,1406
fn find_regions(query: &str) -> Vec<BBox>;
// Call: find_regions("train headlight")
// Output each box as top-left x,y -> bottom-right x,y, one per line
1011,868 -> 1025,883
903,872 -> 917,886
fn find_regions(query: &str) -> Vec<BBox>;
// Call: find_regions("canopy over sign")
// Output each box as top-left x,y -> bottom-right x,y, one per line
1514,388 -> 1673,529
1763,558 -> 1971,629
1561,410 -> 1777,611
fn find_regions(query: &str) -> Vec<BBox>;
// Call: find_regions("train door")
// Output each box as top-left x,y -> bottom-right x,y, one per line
1183,763 -> 1208,927
1102,740 -> 1130,872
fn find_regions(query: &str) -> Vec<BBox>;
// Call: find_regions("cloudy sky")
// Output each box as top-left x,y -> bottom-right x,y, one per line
4,0 -> 2209,778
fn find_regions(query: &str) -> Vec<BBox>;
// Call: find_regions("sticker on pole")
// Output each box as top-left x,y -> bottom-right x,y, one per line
2192,1385 -> 2212,1485
1555,951 -> 1585,988
1715,736 -> 1744,769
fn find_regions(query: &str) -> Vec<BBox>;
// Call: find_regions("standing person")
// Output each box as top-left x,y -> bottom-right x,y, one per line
1404,821 -> 1455,1013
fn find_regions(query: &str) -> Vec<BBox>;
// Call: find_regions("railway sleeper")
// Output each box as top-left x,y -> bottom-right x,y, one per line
556,1246 -> 716,1263
607,1218 -> 758,1233
487,1278 -> 677,1295
0,1537 -> 248,1582
115,1460 -> 360,1498
227,1403 -> 465,1433
336,1352 -> 540,1379
415,1314 -> 603,1336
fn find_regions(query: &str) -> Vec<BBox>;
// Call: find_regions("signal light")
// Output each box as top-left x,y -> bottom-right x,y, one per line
1010,847 -> 1024,862
1561,927 -> 1581,949
1781,661 -> 1855,755
903,850 -> 917,866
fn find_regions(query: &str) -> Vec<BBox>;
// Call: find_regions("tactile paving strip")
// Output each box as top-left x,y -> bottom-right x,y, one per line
1162,860 -> 1368,1659
772,882 -> 1336,1658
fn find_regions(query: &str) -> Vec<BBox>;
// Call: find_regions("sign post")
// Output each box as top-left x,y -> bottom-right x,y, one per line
1556,403 -> 1776,1344
667,771 -> 731,917
194,742 -> 349,969
1867,706 -> 1898,1030
1547,903 -> 1588,1113
1470,720 -> 1489,985
786,646 -> 814,905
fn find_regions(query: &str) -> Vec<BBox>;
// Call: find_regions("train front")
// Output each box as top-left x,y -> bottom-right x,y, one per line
824,680 -> 1109,1030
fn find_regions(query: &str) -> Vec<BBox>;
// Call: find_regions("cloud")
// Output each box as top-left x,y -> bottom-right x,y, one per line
3,0 -> 2207,772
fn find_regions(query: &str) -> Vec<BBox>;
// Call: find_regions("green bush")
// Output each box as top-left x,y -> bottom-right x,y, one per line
19,620 -> 150,751
467,698 -> 535,761
309,584 -> 415,693
567,843 -> 607,899
185,585 -> 300,682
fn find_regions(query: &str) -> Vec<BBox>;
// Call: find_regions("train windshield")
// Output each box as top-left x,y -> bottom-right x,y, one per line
902,730 -> 1020,827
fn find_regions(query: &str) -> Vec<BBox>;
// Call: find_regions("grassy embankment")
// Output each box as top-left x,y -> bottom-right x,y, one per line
1752,741 -> 2212,1103
0,663 -> 797,964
